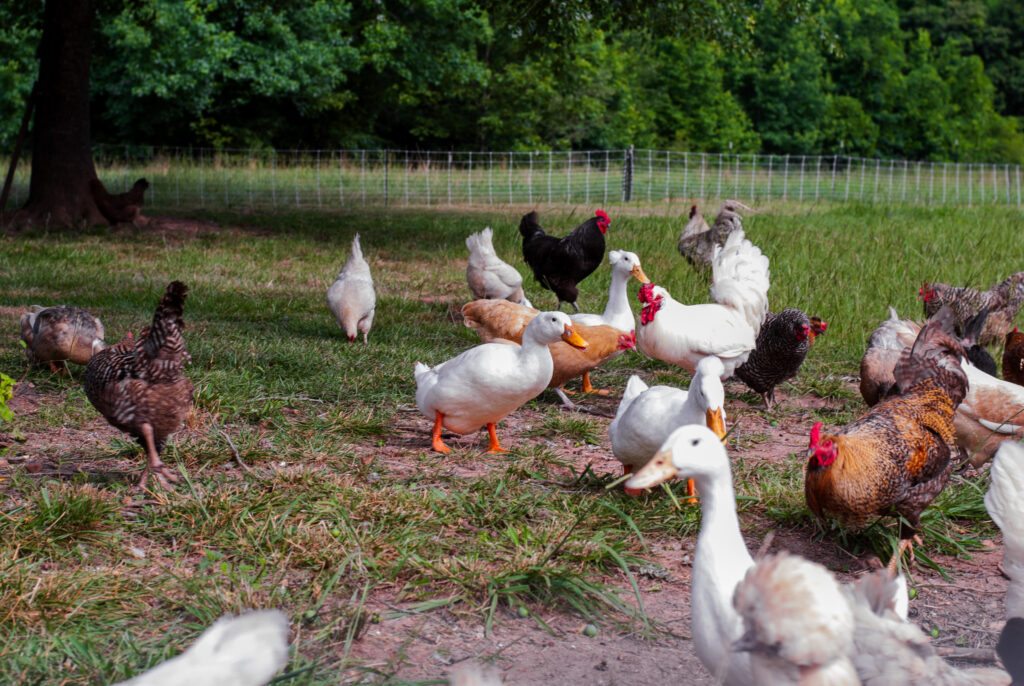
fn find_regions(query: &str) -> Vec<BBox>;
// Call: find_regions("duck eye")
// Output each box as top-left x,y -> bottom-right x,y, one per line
691,438 -> 700,446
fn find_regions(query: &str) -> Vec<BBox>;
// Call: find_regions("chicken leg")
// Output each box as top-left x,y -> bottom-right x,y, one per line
886,535 -> 924,574
138,422 -> 179,490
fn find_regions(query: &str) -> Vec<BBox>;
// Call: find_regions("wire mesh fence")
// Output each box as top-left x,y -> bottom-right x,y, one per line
5,146 -> 1023,210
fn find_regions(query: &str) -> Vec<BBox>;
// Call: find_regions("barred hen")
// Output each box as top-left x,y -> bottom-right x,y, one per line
734,308 -> 827,408
805,307 -> 967,570
920,271 -> 1024,345
519,209 -> 609,312
1003,328 -> 1024,386
84,281 -> 193,489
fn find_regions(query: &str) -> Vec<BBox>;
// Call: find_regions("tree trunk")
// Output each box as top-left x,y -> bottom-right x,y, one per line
13,0 -> 104,228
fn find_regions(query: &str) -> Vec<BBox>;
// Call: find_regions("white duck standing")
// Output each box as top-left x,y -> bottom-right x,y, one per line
415,311 -> 588,453
609,355 -> 726,498
625,424 -> 755,685
636,229 -> 770,379
327,234 -> 376,343
466,227 -> 532,307
570,250 -> 649,332
114,610 -> 289,686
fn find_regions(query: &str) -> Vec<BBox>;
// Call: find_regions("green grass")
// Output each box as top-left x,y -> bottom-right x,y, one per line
0,203 -> 1016,683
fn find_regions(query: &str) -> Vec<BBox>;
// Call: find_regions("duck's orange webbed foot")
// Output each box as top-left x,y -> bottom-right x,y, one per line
432,411 -> 452,454
622,464 -> 644,497
486,423 -> 507,454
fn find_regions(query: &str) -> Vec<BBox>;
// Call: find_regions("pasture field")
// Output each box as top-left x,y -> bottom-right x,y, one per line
0,203 -> 1016,683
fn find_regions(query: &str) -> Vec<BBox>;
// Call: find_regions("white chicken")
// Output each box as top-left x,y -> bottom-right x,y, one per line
954,363 -> 1024,467
987,440 -> 1024,624
570,250 -> 648,332
114,610 -> 289,686
465,227 -> 531,307
637,228 -> 770,379
327,234 -> 376,343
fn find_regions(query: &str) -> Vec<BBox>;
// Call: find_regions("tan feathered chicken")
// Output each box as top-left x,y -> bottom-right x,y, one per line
84,282 -> 194,489
805,307 -> 968,570
860,307 -> 922,406
20,305 -> 106,372
327,234 -> 376,343
461,299 -> 634,407
1003,328 -> 1024,387
465,227 -> 531,307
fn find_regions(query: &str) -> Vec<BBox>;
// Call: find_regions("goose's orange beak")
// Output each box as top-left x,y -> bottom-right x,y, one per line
562,325 -> 588,350
706,408 -> 726,440
631,265 -> 651,284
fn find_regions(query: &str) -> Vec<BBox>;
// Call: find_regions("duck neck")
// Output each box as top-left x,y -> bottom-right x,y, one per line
602,270 -> 632,323
693,467 -> 750,571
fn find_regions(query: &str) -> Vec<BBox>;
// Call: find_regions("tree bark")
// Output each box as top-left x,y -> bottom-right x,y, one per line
12,0 -> 105,228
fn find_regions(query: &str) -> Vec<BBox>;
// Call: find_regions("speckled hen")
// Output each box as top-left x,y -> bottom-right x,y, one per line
734,308 -> 826,408
84,281 -> 194,489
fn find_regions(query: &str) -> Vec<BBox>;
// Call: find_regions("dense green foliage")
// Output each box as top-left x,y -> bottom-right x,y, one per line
2,0 -> 1023,161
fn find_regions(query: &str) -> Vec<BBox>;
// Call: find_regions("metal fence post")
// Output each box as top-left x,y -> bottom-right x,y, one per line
622,145 -> 633,202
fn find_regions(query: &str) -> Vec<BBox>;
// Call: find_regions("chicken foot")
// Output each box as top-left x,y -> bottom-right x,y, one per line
887,534 -> 925,574
138,423 -> 179,490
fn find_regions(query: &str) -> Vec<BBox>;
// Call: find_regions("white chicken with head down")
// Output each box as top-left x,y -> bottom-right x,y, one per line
637,229 -> 770,379
570,250 -> 649,332
415,311 -> 587,454
465,227 -> 532,307
609,356 -> 727,497
327,234 -> 376,343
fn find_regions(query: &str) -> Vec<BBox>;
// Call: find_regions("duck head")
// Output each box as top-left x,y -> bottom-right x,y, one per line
625,424 -> 729,491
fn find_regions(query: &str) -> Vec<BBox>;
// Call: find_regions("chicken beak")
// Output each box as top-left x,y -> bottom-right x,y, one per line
631,265 -> 651,284
561,325 -> 588,350
706,408 -> 726,440
625,450 -> 678,491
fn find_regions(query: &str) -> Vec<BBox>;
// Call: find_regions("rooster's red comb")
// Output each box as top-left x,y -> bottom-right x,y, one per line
809,421 -> 822,446
595,209 -> 609,221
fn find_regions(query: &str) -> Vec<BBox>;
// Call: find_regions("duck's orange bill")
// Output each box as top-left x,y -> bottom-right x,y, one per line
706,408 -> 726,441
562,325 -> 588,350
632,265 -> 651,284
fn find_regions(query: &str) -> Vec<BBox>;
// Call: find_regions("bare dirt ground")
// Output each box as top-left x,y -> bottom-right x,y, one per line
0,215 -> 1011,684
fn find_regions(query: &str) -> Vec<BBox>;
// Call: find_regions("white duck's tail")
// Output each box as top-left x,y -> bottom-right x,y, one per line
709,229 -> 771,336
465,227 -> 497,259
613,375 -> 649,422
987,440 -> 1024,620
114,610 -> 289,686
414,361 -> 433,383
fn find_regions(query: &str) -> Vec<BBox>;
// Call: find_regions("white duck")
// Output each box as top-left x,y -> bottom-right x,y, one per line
327,234 -> 376,343
636,229 -> 770,379
609,356 -> 727,497
114,610 -> 289,686
625,424 -> 755,684
415,311 -> 588,453
465,227 -> 532,307
570,250 -> 649,332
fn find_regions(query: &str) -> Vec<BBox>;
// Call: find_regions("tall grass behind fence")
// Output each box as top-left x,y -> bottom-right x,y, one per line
4,146 -> 1023,211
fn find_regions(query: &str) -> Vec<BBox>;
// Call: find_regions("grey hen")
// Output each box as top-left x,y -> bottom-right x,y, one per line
735,308 -> 826,408
84,281 -> 193,489
677,200 -> 752,269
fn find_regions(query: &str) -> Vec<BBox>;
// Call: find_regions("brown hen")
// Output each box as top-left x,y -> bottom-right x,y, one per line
805,307 -> 967,570
461,298 -> 633,407
89,177 -> 149,226
84,281 -> 193,489
1003,328 -> 1024,387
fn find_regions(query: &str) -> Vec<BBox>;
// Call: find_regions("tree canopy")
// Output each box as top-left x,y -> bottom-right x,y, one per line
2,0 -> 1023,162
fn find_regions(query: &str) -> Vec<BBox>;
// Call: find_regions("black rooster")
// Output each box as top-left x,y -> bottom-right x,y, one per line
519,210 -> 609,312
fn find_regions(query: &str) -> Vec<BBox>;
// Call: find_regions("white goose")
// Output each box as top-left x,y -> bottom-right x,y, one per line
625,424 -> 754,685
608,356 -> 727,497
415,311 -> 587,453
570,250 -> 649,332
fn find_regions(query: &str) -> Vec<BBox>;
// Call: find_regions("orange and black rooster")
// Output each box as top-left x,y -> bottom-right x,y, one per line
804,307 -> 967,570
84,281 -> 193,489
734,308 -> 827,408
920,271 -> 1024,344
89,177 -> 149,227
519,210 -> 609,312
1003,328 -> 1024,387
